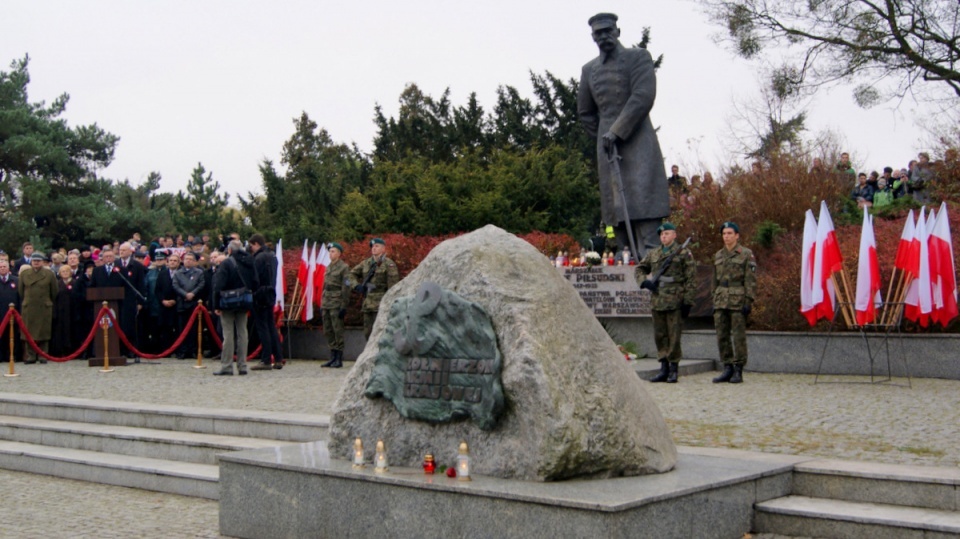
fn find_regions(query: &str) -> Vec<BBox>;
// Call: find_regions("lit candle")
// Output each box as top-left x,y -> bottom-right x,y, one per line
456,441 -> 471,481
352,438 -> 365,469
374,439 -> 388,473
423,453 -> 436,475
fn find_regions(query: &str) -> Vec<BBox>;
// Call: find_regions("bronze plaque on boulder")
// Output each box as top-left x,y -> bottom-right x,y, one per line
364,282 -> 505,430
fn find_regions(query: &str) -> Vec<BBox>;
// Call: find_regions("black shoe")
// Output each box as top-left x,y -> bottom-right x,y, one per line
666,362 -> 679,383
713,364 -> 735,383
272,362 -> 283,370
330,350 -> 343,368
649,359 -> 669,383
213,369 -> 233,376
250,363 -> 272,371
729,365 -> 743,384
238,369 -> 247,376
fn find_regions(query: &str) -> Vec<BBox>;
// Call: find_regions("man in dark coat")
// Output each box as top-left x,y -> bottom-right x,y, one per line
155,253 -> 180,356
89,246 -> 147,360
14,242 -> 34,273
173,251 -> 205,359
212,241 -> 259,376
0,259 -> 22,363
578,12 -> 669,257
247,234 -> 284,371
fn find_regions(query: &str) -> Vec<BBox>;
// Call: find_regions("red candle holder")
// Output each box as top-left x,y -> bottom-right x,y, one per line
423,454 -> 436,474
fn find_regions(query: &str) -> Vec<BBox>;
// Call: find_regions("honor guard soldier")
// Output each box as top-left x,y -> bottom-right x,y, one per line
351,238 -> 400,341
711,222 -> 757,384
637,222 -> 696,383
321,243 -> 351,368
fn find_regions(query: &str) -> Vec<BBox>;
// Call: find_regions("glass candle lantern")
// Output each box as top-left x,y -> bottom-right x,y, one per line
423,453 -> 436,474
374,439 -> 388,473
456,441 -> 471,481
352,438 -> 365,469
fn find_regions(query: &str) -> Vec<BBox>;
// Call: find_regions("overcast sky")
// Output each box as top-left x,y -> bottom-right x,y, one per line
4,1 -> 936,200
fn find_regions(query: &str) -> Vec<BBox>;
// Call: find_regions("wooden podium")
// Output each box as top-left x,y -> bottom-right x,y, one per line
86,287 -> 127,367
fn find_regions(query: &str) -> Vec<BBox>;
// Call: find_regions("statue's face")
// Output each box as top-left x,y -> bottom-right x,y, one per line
591,22 -> 620,53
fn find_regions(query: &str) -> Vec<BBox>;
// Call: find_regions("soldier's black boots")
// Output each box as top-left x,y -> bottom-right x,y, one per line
330,350 -> 343,369
649,359 -> 669,383
713,364 -> 735,383
729,365 -> 743,384
666,362 -> 679,383
322,350 -> 339,368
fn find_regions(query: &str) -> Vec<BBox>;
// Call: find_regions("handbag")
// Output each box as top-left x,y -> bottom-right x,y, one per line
219,261 -> 254,311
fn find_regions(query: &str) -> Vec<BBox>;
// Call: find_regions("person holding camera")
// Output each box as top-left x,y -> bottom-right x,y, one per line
636,223 -> 696,383
212,241 -> 259,376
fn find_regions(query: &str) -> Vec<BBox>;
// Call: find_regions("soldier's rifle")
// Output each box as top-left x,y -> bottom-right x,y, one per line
354,258 -> 379,298
639,236 -> 692,293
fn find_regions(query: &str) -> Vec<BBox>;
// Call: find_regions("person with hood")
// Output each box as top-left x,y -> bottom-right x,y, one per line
212,240 -> 259,376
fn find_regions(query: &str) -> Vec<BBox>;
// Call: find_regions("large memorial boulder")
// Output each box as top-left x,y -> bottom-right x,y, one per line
328,225 -> 677,481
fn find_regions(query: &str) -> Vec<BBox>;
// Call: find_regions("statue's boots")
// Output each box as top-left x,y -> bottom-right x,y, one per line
666,362 -> 679,384
649,359 -> 669,383
729,365 -> 744,384
713,364 -> 735,383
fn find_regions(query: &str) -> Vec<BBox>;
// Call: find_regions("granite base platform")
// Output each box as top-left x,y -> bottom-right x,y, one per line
218,443 -> 801,539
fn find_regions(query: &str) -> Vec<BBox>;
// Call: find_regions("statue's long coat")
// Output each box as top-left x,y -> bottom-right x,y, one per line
578,43 -> 669,224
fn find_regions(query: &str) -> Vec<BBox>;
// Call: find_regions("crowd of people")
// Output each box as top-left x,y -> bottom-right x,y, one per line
0,233 -> 287,376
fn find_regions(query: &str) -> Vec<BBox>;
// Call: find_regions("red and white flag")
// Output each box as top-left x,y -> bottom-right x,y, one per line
313,243 -> 331,308
274,239 -> 284,313
893,210 -> 917,275
928,202 -> 957,326
904,208 -> 933,326
296,238 -> 309,296
302,242 -> 317,322
855,209 -> 882,325
799,209 -> 818,326
812,201 -> 844,320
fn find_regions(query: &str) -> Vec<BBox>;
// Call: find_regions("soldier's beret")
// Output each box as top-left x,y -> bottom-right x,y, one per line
588,13 -> 618,27
329,242 -> 344,252
721,222 -> 740,233
657,222 -> 676,233
370,238 -> 385,246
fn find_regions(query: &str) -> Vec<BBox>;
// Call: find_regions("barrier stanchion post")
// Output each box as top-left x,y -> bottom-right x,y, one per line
194,301 -> 206,369
99,302 -> 114,373
4,304 -> 18,378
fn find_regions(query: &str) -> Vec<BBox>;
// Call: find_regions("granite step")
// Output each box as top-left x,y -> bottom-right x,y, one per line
0,392 -> 329,442
792,458 -> 960,511
0,439 -> 219,499
754,495 -> 960,538
0,415 -> 298,465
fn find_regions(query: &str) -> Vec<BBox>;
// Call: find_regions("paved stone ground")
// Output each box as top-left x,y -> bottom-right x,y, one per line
1,358 -> 957,538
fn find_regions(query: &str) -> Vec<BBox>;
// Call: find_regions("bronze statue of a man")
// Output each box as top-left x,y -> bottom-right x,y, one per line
578,13 -> 669,257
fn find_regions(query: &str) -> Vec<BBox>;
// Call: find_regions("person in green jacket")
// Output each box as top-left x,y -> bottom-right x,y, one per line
321,243 -> 352,368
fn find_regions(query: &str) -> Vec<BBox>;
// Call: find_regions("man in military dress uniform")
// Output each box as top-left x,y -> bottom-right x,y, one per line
350,238 -> 399,341
711,222 -> 756,384
320,243 -> 351,368
636,223 -> 696,383
19,253 -> 59,363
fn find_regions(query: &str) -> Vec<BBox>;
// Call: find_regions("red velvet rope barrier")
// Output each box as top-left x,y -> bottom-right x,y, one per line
11,303 -> 288,364
11,307 -> 111,363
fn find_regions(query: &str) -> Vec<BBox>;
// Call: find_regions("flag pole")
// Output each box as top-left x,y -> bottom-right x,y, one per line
881,267 -> 898,325
831,273 -> 855,328
839,269 -> 859,326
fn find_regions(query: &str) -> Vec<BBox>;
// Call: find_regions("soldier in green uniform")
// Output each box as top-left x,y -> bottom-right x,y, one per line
321,243 -> 351,368
636,223 -> 696,383
350,238 -> 400,341
711,222 -> 757,384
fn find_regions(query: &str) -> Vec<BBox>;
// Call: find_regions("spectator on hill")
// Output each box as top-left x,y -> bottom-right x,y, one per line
873,178 -> 894,209
851,172 -> 874,208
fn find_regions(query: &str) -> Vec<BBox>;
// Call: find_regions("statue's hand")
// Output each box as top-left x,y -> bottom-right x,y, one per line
602,132 -> 619,155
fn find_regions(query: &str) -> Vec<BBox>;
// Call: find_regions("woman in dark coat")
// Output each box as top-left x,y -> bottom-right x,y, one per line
52,265 -> 81,357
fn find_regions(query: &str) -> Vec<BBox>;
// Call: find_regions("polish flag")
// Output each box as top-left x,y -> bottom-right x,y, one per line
313,243 -> 331,308
904,208 -> 933,326
928,202 -> 957,326
302,242 -> 317,322
855,209 -> 882,325
799,209 -> 818,326
296,239 -> 309,294
812,201 -> 844,320
893,210 -> 917,274
274,239 -> 284,313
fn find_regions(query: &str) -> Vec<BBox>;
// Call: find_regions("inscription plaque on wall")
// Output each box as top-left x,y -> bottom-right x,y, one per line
561,265 -> 651,317
365,282 -> 504,430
